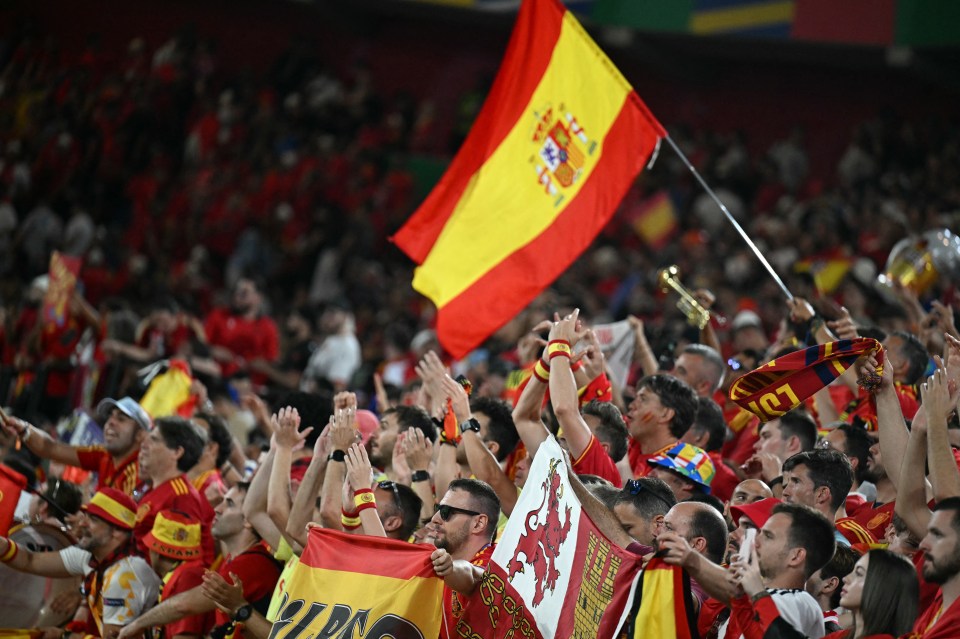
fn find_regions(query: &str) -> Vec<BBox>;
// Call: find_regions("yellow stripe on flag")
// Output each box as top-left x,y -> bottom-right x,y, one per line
272,564 -> 443,639
691,1 -> 794,34
633,567 -> 678,639
412,13 -> 632,308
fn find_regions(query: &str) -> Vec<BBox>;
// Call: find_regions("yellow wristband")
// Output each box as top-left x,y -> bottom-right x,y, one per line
533,359 -> 550,383
354,491 -> 376,509
0,540 -> 18,563
547,342 -> 572,359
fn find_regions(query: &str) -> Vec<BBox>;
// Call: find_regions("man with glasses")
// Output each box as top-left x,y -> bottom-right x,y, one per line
426,478 -> 500,639
0,487 -> 160,639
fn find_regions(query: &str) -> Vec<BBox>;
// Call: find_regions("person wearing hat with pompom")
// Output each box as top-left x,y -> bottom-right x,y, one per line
1,396 -> 151,496
144,510 -> 212,639
0,487 -> 160,638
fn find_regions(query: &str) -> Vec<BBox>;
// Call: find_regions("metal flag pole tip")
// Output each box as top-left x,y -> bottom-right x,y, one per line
662,134 -> 794,302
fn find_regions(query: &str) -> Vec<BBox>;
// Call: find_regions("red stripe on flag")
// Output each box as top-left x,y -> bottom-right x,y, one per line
434,96 -> 660,356
300,528 -> 437,579
391,0 -> 564,263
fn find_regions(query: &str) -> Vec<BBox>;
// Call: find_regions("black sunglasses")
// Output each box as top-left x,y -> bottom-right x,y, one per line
624,479 -> 674,509
378,481 -> 402,511
434,504 -> 481,521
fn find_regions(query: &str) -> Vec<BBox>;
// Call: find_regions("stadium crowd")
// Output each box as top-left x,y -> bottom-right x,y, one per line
1,14 -> 960,639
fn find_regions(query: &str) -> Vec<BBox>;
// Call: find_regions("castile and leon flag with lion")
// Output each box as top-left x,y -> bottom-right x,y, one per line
458,436 -> 642,638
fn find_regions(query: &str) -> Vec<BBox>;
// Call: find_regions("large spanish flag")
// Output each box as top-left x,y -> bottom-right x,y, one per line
392,0 -> 665,357
269,529 -> 443,639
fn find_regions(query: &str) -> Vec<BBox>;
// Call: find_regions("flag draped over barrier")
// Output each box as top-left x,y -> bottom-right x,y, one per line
729,337 -> 884,422
392,0 -> 666,357
268,528 -> 443,639
459,436 -> 642,638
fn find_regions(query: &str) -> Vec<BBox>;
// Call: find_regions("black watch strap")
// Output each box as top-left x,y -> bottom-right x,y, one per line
411,470 -> 430,483
461,418 -> 481,434
233,604 -> 253,622
328,450 -> 346,462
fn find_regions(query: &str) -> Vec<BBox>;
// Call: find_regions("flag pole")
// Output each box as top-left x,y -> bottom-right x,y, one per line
663,134 -> 794,301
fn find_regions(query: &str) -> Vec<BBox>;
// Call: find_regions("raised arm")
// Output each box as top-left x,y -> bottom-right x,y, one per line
442,376 -> 518,516
0,537 -> 72,577
345,443 -> 386,538
628,316 -> 658,377
511,323 -> 554,461
548,310 -> 594,460
0,414 -> 81,467
923,366 -> 960,502
285,430 -> 328,554
402,427 -> 436,524
268,407 -> 312,529
873,355 -> 911,491
895,407 -> 932,540
566,463 -> 632,549
315,408 -> 358,539
242,444 -> 282,550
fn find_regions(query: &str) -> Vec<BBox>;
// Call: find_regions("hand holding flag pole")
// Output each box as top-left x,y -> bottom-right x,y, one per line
663,135 -> 794,302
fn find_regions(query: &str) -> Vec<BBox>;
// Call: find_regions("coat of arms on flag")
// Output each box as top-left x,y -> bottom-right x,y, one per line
533,105 -> 597,206
459,436 -> 641,639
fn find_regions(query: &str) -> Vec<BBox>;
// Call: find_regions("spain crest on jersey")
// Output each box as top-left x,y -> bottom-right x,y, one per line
532,104 -> 598,207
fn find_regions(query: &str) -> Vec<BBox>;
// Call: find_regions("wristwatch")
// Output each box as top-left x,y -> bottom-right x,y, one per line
461,418 -> 481,434
328,450 -> 346,462
233,604 -> 253,623
411,470 -> 430,483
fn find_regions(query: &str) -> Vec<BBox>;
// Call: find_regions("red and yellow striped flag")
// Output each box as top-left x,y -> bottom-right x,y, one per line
629,557 -> 697,639
269,529 -> 443,639
392,0 -> 665,358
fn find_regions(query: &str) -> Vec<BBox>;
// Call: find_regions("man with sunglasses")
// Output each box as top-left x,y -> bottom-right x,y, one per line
613,477 -> 676,549
426,478 -> 500,639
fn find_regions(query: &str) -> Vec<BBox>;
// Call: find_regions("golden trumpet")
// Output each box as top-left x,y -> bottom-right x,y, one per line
657,265 -> 711,330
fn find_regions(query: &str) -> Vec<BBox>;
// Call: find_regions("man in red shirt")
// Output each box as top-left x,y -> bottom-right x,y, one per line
117,484 -> 282,639
425,479 -> 500,639
912,498 -> 960,638
204,278 -> 279,386
144,510 -> 212,639
136,416 -> 215,563
625,374 -> 698,478
1,396 -> 150,496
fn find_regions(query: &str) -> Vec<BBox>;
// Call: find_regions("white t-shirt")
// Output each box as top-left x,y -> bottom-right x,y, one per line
59,546 -> 161,629
301,333 -> 361,387
719,588 -> 825,639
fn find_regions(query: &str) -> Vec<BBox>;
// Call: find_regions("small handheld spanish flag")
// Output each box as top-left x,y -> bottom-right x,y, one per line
729,337 -> 884,422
